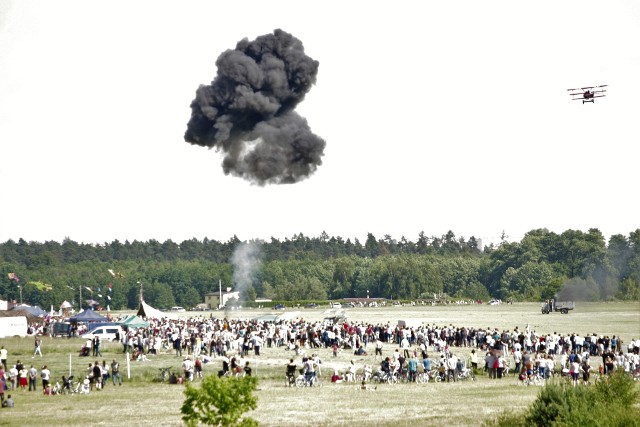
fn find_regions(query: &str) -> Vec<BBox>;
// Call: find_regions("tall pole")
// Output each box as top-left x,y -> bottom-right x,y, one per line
138,281 -> 143,302
219,279 -> 222,309
18,285 -> 22,304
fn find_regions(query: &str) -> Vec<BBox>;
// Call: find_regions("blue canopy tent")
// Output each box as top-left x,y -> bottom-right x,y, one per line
69,309 -> 107,324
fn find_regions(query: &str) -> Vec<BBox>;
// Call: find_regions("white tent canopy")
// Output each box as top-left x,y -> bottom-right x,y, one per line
136,299 -> 177,320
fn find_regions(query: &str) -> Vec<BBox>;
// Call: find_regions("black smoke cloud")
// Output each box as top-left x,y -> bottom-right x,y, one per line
184,29 -> 325,185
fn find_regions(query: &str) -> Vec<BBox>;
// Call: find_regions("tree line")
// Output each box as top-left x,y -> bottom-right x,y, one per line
1,228 -> 638,310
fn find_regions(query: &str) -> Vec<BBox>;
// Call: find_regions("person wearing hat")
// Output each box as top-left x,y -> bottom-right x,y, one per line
182,356 -> 194,381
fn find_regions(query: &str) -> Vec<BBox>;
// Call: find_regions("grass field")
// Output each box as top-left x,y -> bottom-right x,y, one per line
0,302 -> 638,426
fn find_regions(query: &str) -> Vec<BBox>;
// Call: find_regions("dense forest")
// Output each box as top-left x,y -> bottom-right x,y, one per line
1,228 -> 638,311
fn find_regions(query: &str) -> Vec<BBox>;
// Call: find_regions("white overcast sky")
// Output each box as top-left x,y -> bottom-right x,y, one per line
1,1 -> 638,246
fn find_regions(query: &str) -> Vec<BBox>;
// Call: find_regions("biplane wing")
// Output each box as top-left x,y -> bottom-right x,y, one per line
567,84 -> 607,101
567,84 -> 607,92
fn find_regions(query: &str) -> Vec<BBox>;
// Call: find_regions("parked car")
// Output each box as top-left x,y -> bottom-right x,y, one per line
81,324 -> 123,342
170,306 -> 186,312
304,303 -> 318,308
274,304 -> 286,310
51,321 -> 72,337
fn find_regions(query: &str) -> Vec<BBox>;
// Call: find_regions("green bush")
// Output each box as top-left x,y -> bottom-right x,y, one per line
485,371 -> 640,427
181,374 -> 258,427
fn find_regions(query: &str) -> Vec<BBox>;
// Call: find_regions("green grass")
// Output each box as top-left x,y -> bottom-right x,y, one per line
0,302 -> 638,426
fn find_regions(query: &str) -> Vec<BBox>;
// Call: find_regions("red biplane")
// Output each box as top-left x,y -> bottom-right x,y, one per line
567,85 -> 607,104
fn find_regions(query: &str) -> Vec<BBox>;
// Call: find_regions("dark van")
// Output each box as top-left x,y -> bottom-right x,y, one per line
51,321 -> 72,337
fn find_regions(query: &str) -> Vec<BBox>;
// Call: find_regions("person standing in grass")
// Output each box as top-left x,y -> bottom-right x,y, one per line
92,361 -> 102,390
285,359 -> 297,386
513,348 -> 522,376
33,337 -> 43,358
40,365 -> 50,391
101,361 -> 109,387
570,359 -> 580,386
0,366 -> 5,403
400,335 -> 411,359
581,358 -> 591,384
408,355 -> 418,382
18,365 -> 28,391
253,333 -> 263,356
93,336 -> 103,357
8,365 -> 18,390
374,338 -> 383,360
28,365 -> 37,392
446,353 -> 458,382
0,346 -> 7,370
111,359 -> 122,386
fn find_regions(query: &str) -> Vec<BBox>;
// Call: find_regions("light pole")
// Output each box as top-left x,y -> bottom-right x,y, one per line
17,285 -> 22,305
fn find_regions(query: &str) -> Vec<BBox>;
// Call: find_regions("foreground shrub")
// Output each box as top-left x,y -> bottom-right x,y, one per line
485,370 -> 640,427
181,374 -> 258,427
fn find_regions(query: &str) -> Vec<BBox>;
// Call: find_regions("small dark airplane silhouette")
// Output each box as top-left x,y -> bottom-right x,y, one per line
567,85 -> 607,104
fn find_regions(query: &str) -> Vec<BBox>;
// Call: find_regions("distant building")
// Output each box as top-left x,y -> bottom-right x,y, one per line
204,290 -> 240,309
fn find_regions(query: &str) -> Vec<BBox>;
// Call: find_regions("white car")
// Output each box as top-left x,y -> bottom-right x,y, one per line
81,325 -> 123,342
170,306 -> 186,312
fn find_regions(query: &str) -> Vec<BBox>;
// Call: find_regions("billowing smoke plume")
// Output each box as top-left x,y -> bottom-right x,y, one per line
184,29 -> 325,185
231,241 -> 263,300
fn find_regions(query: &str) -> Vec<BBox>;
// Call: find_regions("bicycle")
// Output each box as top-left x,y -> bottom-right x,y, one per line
372,370 -> 399,384
457,368 -> 476,381
285,374 -> 296,387
522,373 -> 544,386
296,373 -> 322,387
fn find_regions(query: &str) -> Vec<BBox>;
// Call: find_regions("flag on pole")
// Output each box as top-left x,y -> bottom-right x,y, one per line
108,269 -> 116,277
27,281 -> 53,291
85,286 -> 93,293
7,272 -> 20,283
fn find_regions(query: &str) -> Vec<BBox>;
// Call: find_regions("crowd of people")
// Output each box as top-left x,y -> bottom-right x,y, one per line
3,312 -> 639,407
73,313 -> 637,387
